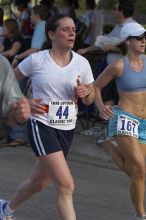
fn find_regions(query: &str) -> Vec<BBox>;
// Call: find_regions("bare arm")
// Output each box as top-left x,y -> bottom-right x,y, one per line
77,45 -> 98,55
15,48 -> 38,60
94,60 -> 123,119
2,41 -> 22,57
101,44 -> 121,53
12,48 -> 39,68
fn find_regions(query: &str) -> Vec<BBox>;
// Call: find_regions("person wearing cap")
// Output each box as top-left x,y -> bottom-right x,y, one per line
78,0 -> 136,104
94,22 -> 146,220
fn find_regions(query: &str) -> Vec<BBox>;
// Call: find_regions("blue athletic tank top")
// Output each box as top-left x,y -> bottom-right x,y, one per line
116,55 -> 146,92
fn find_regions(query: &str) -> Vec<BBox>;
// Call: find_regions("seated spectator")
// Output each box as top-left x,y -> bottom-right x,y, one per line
13,0 -> 33,39
0,18 -> 24,64
12,4 -> 48,67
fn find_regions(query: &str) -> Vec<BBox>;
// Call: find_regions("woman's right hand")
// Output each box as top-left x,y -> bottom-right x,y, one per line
99,104 -> 114,120
12,56 -> 19,68
30,99 -> 48,115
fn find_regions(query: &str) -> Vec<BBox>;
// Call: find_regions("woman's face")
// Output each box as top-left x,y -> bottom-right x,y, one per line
50,17 -> 76,50
30,10 -> 37,25
3,23 -> 9,36
128,37 -> 146,54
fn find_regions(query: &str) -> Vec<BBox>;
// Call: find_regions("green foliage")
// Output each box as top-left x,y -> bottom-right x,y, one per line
98,0 -> 116,10
55,0 -> 85,11
135,1 -> 146,13
103,23 -> 114,34
98,0 -> 146,14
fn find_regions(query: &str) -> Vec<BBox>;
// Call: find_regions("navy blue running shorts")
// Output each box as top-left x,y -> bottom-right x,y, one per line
27,119 -> 74,157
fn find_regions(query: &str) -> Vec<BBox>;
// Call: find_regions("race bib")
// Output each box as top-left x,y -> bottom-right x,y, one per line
48,100 -> 77,125
117,115 -> 139,138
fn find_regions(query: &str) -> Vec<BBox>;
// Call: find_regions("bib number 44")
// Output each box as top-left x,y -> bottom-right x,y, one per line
56,106 -> 69,119
48,101 -> 77,125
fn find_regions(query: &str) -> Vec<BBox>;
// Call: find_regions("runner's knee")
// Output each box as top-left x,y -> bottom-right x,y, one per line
127,159 -> 145,179
57,179 -> 75,196
135,161 -> 145,179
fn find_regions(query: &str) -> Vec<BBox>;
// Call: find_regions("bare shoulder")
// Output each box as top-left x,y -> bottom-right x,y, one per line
107,58 -> 124,78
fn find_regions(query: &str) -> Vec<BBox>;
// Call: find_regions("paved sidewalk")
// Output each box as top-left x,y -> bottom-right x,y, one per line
71,132 -> 111,161
70,117 -> 112,161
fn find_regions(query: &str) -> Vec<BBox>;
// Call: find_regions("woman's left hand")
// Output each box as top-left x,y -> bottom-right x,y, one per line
74,84 -> 90,98
74,76 -> 90,98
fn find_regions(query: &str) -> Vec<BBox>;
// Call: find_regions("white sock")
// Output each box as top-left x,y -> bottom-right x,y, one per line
3,202 -> 14,216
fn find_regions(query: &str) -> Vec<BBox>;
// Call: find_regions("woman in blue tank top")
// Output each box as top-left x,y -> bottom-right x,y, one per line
94,22 -> 146,220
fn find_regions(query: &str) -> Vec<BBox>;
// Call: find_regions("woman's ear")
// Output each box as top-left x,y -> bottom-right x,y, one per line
47,31 -> 54,41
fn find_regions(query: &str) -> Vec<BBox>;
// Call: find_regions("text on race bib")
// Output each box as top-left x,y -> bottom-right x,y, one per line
117,115 -> 139,138
48,101 -> 77,125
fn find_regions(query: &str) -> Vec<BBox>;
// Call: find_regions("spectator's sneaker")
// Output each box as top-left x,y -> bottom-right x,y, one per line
81,126 -> 105,138
0,200 -> 15,220
96,127 -> 117,145
133,214 -> 146,219
6,216 -> 15,220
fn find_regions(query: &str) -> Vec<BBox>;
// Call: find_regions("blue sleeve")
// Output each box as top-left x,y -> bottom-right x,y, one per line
31,23 -> 46,49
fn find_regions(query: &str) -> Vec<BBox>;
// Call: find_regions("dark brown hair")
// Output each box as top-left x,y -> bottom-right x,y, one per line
0,7 -> 3,26
4,18 -> 21,39
45,14 -> 70,40
31,5 -> 48,20
118,0 -> 135,18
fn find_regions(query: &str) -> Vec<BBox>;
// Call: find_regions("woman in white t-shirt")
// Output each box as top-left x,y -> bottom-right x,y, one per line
0,14 -> 94,220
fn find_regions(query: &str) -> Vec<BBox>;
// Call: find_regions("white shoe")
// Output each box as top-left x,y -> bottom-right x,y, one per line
133,214 -> 146,219
0,200 -> 15,220
96,128 -> 117,146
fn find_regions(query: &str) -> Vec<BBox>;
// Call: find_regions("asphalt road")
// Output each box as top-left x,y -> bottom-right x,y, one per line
0,142 -> 136,220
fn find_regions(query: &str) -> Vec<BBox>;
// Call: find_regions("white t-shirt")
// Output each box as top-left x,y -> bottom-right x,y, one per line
18,50 -> 94,130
